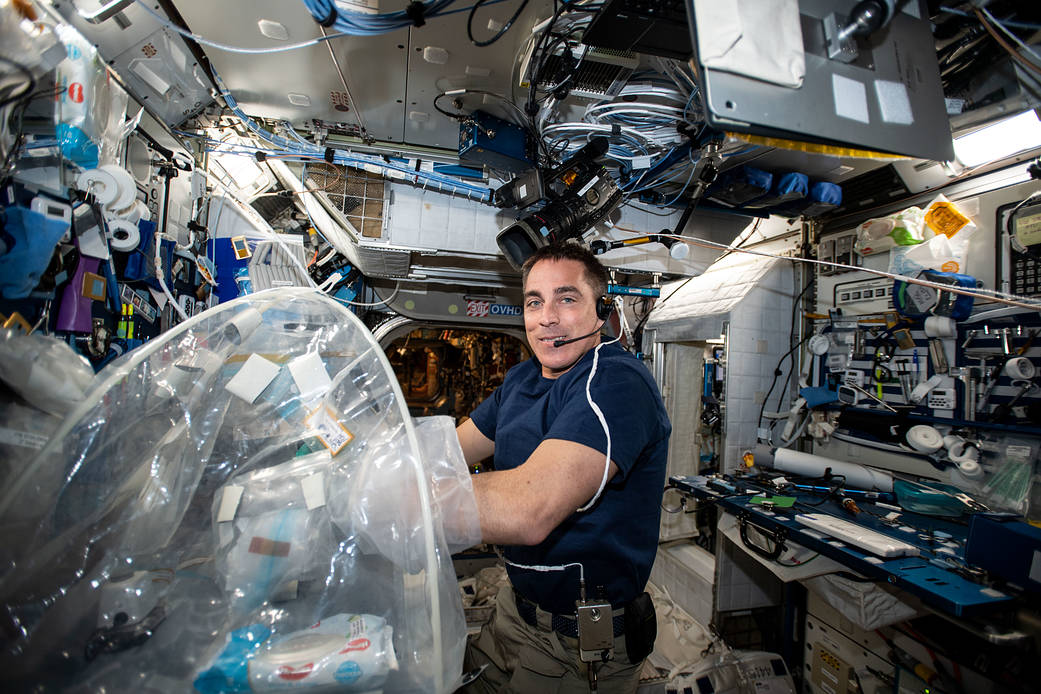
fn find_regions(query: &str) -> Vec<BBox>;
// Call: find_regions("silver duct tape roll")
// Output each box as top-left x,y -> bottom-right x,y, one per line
771,448 -> 894,492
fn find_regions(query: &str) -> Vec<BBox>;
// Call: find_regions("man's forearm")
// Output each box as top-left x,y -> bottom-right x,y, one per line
470,439 -> 619,547
472,469 -> 551,546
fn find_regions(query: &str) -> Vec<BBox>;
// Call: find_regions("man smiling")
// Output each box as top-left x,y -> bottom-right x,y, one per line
457,242 -> 671,692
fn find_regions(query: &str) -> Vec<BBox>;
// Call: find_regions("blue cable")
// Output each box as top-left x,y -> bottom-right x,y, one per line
215,73 -> 490,200
659,165 -> 698,207
302,0 -> 460,36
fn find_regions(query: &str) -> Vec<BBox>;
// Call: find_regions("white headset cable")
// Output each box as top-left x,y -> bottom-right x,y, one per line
498,556 -> 589,600
577,332 -> 622,512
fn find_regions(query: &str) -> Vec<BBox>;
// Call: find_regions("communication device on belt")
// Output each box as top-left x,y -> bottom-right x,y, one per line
576,599 -> 614,662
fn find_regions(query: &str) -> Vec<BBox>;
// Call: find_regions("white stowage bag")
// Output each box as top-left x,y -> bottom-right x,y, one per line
0,288 -> 480,693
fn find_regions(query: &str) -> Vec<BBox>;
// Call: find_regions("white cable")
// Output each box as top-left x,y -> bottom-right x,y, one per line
154,230 -> 190,322
616,297 -> 634,347
132,0 -> 349,54
576,334 -> 623,513
777,413 -> 810,448
662,233 -> 1041,311
318,272 -> 341,292
502,558 -> 585,585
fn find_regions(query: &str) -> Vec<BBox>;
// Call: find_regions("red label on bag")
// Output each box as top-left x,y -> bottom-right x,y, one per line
339,638 -> 370,654
277,663 -> 314,680
68,83 -> 84,103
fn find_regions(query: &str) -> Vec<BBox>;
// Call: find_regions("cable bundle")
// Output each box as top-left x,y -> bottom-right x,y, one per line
302,0 -> 458,36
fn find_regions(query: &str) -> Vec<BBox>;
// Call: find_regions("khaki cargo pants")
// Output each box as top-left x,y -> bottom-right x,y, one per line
462,586 -> 642,693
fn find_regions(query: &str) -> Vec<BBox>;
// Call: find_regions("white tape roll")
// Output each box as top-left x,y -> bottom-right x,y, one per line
224,307 -> 263,345
906,424 -> 943,453
108,197 -> 146,224
99,165 -> 137,211
808,334 -> 831,355
956,459 -> 983,479
923,316 -> 956,338
106,219 -> 140,252
1004,357 -> 1036,380
948,440 -> 980,465
76,168 -> 120,207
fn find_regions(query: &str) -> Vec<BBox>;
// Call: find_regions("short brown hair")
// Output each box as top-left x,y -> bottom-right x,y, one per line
521,242 -> 609,299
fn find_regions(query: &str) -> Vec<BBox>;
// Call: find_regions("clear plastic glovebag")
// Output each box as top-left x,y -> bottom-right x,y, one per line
0,288 -> 480,693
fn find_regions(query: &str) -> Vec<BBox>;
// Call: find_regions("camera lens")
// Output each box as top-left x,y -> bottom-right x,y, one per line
497,218 -> 546,271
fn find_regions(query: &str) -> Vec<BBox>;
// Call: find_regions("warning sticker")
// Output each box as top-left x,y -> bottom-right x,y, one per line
306,405 -> 354,455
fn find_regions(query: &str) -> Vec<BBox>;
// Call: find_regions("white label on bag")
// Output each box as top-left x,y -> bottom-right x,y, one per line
218,485 -> 244,522
225,353 -> 281,403
289,351 -> 332,403
301,473 -> 326,510
0,427 -> 48,449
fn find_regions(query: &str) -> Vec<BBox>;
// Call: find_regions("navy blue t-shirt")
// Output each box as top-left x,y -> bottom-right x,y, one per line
470,341 -> 671,614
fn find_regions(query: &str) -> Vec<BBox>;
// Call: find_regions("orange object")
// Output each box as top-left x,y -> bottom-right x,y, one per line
925,201 -> 970,238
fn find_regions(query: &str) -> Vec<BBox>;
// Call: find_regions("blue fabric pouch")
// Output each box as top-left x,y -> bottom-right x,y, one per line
0,205 -> 70,299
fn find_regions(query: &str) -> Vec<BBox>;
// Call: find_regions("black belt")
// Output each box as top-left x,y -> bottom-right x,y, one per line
514,594 -> 626,639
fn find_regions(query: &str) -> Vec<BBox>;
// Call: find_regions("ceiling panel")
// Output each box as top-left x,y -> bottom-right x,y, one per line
169,0 -> 555,149
172,0 -> 408,141
403,1 -> 554,150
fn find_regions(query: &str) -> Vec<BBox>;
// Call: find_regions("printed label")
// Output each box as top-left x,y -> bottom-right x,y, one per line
466,300 -> 521,317
334,661 -> 362,684
0,427 -> 48,450
339,638 -> 370,654
576,176 -> 599,197
466,300 -> 489,317
68,83 -> 84,103
906,283 -> 937,312
306,405 -> 354,455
